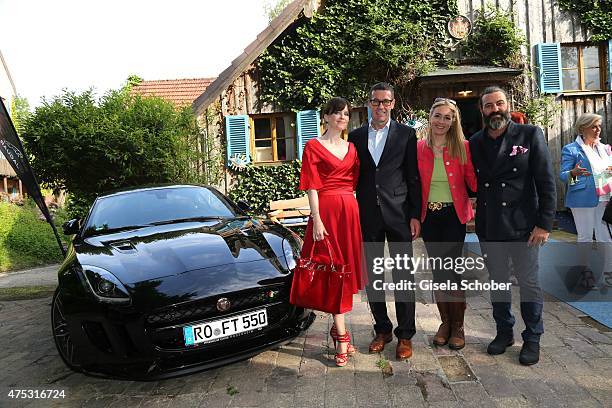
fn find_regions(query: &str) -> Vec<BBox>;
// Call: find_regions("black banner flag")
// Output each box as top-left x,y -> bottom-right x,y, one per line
0,98 -> 66,257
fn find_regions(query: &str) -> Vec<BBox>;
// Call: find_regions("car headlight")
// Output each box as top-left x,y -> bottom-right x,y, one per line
81,265 -> 131,304
282,238 -> 300,271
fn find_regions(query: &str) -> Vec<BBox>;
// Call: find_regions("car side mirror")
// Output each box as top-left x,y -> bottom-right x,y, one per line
62,218 -> 81,235
237,200 -> 252,213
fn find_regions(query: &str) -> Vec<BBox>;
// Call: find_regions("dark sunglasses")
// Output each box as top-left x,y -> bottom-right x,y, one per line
369,99 -> 394,107
434,97 -> 457,106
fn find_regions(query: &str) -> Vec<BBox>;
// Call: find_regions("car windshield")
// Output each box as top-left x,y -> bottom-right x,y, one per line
84,187 -> 237,236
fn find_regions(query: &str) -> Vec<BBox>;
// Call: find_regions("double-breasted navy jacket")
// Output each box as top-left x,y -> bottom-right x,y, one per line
469,121 -> 557,241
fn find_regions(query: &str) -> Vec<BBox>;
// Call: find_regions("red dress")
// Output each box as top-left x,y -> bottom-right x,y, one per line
299,139 -> 366,309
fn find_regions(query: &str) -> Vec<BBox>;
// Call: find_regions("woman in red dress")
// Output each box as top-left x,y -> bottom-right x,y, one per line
299,97 -> 366,367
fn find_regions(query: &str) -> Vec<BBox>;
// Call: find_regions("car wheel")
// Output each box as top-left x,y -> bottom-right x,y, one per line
51,288 -> 81,371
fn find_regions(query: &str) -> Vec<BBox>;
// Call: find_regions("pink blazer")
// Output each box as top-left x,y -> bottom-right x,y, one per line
417,139 -> 477,224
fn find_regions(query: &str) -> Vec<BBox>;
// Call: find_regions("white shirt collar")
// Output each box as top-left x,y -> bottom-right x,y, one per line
369,118 -> 391,132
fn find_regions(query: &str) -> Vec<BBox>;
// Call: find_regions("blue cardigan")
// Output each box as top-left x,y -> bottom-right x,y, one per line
559,141 -> 599,208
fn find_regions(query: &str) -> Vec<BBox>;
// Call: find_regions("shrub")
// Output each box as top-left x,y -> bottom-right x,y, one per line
22,89 -> 204,218
464,6 -> 526,68
0,201 -> 68,271
228,162 -> 302,214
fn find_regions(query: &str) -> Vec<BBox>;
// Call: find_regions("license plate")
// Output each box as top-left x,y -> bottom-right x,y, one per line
183,309 -> 268,346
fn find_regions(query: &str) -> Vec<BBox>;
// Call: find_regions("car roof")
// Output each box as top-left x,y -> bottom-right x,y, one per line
97,184 -> 213,200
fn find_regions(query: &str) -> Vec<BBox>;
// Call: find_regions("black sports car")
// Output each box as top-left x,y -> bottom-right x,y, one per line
52,185 -> 314,380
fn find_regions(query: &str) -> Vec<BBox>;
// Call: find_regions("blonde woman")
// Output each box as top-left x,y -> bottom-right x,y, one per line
417,98 -> 477,349
560,113 -> 612,288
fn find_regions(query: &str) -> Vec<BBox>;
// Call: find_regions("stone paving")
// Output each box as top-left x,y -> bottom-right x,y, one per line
0,264 -> 59,289
1,237 -> 611,408
0,288 -> 611,407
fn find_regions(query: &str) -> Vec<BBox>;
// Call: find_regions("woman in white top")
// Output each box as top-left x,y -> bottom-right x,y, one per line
560,113 -> 612,287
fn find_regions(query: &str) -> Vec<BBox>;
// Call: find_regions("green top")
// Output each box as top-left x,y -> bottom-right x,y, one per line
429,157 -> 453,203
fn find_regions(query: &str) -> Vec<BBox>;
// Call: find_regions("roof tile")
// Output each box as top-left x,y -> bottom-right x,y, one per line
130,78 -> 216,108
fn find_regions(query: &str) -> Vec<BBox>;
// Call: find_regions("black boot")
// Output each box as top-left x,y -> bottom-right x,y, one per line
519,341 -> 540,365
487,332 -> 514,355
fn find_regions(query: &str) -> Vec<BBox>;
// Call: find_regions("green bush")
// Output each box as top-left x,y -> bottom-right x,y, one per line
228,162 -> 303,214
464,6 -> 525,68
0,201 -> 68,271
22,89 -> 205,218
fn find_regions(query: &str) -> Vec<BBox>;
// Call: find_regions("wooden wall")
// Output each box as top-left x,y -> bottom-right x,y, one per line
218,67 -> 278,117
458,0 -> 612,208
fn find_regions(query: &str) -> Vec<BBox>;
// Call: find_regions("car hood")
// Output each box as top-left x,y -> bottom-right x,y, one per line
73,219 -> 293,284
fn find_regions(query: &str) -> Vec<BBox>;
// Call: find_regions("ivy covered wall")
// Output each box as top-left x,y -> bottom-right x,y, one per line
557,0 -> 612,41
257,0 -> 459,116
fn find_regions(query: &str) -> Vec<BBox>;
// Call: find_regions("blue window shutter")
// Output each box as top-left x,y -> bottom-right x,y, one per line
535,43 -> 563,93
225,115 -> 250,165
607,39 -> 612,90
367,106 -> 372,123
297,110 -> 321,160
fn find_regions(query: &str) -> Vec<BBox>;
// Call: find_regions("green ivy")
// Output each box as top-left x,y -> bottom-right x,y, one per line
558,1 -> 612,41
518,95 -> 561,129
228,162 -> 303,214
464,6 -> 525,68
257,0 -> 458,113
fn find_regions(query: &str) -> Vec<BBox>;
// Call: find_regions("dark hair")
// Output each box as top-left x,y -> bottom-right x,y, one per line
479,86 -> 509,107
323,97 -> 350,115
369,82 -> 394,98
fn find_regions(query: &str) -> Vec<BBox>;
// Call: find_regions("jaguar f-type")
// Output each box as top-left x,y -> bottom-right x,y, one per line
52,185 -> 313,379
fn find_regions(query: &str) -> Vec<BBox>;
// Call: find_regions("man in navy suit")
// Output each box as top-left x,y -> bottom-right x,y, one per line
469,86 -> 556,365
348,82 -> 421,360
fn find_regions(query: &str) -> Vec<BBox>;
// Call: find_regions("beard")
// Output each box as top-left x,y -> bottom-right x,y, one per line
484,110 -> 511,130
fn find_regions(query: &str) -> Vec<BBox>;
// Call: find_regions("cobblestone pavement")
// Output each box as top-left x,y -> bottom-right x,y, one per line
1,288 -> 611,408
1,235 -> 611,408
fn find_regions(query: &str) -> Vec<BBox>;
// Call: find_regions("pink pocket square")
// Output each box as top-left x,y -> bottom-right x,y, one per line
510,145 -> 528,156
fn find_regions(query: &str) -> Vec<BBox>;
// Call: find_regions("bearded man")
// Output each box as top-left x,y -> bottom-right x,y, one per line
469,86 -> 556,365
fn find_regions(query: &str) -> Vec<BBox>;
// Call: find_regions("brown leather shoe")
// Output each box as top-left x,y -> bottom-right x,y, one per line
368,332 -> 393,353
396,339 -> 413,360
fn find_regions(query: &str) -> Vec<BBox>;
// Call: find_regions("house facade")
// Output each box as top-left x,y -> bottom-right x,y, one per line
443,0 -> 612,209
0,49 -> 21,201
193,0 -> 611,208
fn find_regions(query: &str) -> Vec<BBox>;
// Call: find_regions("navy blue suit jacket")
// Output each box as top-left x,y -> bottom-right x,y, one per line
469,121 -> 556,240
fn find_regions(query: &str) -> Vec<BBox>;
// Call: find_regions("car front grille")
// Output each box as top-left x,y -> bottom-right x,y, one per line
145,285 -> 290,327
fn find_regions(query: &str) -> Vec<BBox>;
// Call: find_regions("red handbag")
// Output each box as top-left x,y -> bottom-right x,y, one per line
289,238 -> 353,314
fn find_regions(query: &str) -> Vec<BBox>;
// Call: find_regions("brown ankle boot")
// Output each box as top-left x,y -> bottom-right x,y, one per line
448,292 -> 466,350
433,301 -> 450,346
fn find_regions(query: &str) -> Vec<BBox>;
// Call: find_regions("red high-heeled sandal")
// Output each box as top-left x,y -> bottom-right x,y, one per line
334,331 -> 352,367
330,325 -> 356,355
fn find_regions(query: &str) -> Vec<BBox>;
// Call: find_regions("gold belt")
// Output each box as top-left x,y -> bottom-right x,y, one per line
427,202 -> 453,211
